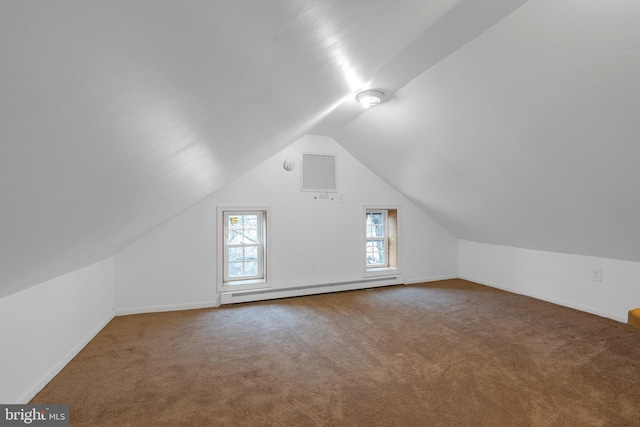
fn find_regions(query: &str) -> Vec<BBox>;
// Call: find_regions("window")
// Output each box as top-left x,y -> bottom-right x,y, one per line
222,210 -> 267,285
366,210 -> 388,267
365,208 -> 399,275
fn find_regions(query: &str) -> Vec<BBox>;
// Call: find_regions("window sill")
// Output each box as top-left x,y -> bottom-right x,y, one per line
222,278 -> 268,291
364,267 -> 399,278
224,278 -> 265,285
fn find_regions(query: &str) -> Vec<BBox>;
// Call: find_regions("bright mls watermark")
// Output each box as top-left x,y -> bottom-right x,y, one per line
0,405 -> 68,426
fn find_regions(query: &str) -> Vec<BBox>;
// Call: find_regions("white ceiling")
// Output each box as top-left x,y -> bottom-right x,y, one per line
2,0 -> 639,297
334,0 -> 640,262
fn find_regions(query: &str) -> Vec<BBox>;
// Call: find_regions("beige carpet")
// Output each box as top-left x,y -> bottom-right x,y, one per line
31,279 -> 640,426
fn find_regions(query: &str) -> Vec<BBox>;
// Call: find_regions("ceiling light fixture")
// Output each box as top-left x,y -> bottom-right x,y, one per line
356,90 -> 385,108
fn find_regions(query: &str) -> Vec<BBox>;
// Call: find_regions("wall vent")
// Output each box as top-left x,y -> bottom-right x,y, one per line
301,153 -> 336,192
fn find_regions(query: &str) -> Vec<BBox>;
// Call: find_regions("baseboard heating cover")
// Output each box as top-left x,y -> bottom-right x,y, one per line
220,275 -> 404,305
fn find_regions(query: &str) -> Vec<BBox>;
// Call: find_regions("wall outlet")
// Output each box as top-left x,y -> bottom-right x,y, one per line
592,269 -> 602,282
311,263 -> 317,274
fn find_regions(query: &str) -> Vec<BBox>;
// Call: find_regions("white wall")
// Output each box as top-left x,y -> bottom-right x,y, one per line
0,258 -> 115,404
115,135 -> 458,313
114,198 -> 218,313
459,240 -> 640,322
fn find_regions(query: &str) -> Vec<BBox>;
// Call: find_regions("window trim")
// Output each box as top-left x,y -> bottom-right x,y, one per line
365,209 -> 389,268
217,206 -> 270,292
363,206 -> 401,278
223,210 -> 264,282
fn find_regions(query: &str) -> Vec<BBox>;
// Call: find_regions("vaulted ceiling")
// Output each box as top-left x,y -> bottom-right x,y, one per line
2,0 -> 639,298
331,0 -> 640,262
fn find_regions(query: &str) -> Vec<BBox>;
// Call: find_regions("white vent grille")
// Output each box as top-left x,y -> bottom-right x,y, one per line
301,153 -> 336,192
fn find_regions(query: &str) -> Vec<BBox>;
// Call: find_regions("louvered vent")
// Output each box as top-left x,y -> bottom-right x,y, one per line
301,153 -> 337,192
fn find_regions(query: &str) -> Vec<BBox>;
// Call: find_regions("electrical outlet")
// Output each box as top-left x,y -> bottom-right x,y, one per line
592,269 -> 602,282
311,263 -> 317,274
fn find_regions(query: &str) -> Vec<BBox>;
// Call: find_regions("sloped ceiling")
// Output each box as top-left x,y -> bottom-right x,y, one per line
3,0 -> 638,298
1,0 -> 471,297
332,0 -> 640,262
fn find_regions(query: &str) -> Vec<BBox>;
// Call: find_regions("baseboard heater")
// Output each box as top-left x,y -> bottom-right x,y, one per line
220,275 -> 404,305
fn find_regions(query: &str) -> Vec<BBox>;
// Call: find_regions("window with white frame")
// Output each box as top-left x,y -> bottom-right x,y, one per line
366,210 -> 388,267
222,210 -> 266,284
365,208 -> 398,272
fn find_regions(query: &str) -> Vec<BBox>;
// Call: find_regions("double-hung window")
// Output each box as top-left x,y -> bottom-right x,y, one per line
366,210 -> 388,267
365,208 -> 399,275
222,210 -> 267,285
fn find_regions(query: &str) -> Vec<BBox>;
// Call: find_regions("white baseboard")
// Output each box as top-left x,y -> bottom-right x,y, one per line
404,274 -> 458,285
222,275 -> 405,304
459,274 -> 627,323
116,276 -> 457,313
19,310 -> 116,404
115,299 -> 221,316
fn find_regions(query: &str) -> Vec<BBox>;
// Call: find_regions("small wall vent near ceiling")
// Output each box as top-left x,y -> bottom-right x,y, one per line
301,153 -> 337,192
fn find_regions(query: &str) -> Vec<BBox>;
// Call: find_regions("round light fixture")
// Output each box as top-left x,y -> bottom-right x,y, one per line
356,90 -> 385,108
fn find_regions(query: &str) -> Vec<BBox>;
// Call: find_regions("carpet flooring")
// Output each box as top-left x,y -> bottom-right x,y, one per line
31,279 -> 640,426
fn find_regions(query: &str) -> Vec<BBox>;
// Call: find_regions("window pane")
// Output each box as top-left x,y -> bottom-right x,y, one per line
244,262 -> 258,276
228,230 -> 243,244
243,215 -> 257,229
245,246 -> 258,261
229,215 -> 242,230
370,213 -> 383,225
228,262 -> 244,277
366,213 -> 384,237
228,247 -> 243,262
366,225 -> 373,238
244,229 -> 258,243
366,239 -> 386,266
